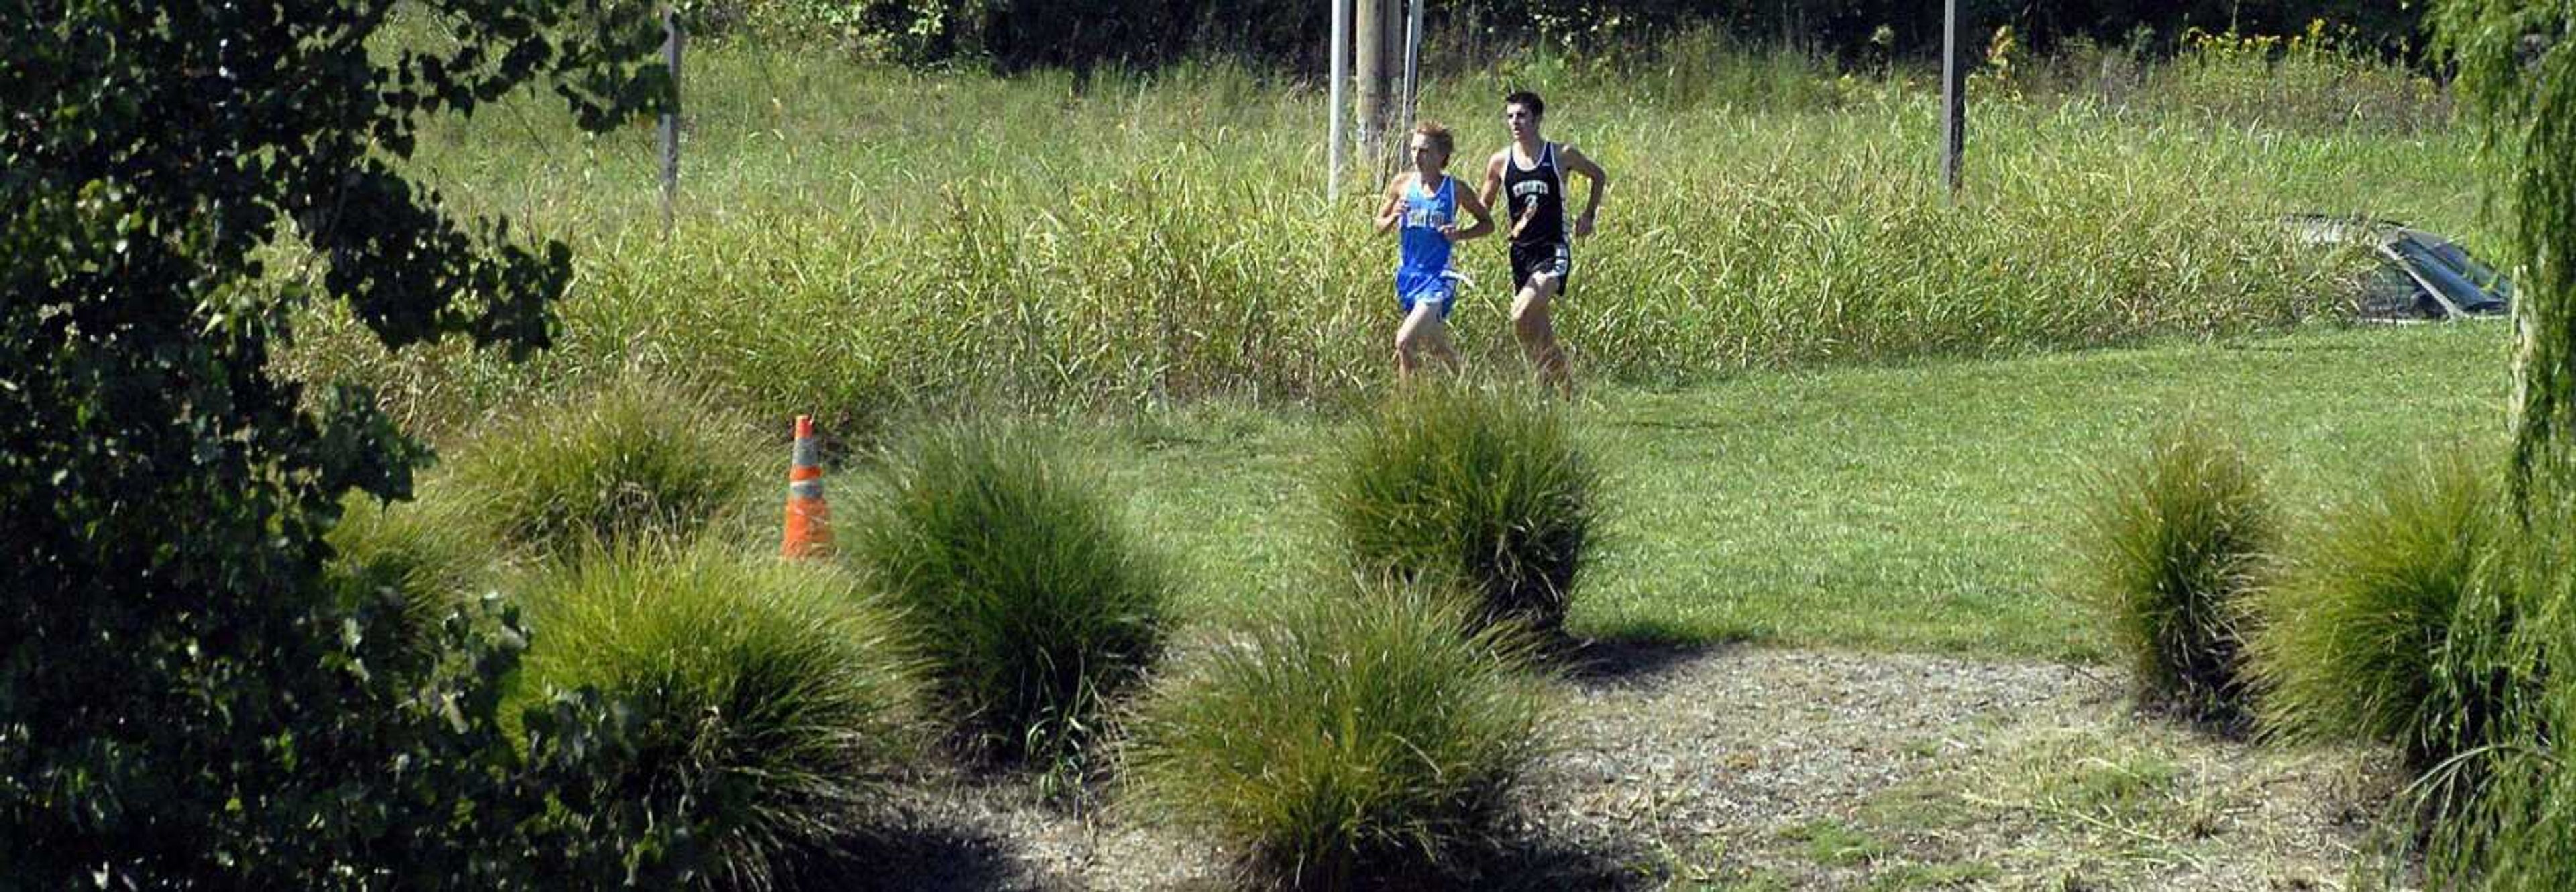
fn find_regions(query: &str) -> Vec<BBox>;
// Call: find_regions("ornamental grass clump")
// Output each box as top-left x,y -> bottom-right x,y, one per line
2386,523 -> 2557,890
1124,575 -> 1554,887
847,421 -> 1169,763
321,491 -> 506,672
1326,380 -> 1598,632
440,375 -> 767,558
515,542 -> 924,892
2248,448 -> 2518,773
2074,415 -> 2275,729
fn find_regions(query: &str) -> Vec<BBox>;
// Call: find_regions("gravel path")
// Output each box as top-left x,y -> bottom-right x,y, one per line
820,643 -> 2395,891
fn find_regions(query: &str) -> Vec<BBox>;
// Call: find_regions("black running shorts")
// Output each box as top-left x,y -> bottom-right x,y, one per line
1509,240 -> 1573,292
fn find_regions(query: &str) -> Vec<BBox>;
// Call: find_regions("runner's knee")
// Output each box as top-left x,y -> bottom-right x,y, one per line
1511,298 -> 1547,327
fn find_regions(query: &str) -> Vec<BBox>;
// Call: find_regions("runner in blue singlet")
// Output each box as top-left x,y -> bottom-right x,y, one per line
1375,121 -> 1495,380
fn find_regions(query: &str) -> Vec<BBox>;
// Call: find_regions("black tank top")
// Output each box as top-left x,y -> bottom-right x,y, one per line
1502,141 -> 1567,249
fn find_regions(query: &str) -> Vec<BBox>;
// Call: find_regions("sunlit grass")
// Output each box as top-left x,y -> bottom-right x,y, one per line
514,541 -> 925,891
2072,414 -> 2276,728
1124,575 -> 1553,885
277,33 -> 2484,441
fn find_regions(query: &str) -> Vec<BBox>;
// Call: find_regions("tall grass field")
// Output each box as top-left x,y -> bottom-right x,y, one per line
277,23 -> 2481,439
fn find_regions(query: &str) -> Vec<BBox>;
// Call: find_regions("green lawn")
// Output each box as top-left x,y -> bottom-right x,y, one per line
1087,320 -> 2512,660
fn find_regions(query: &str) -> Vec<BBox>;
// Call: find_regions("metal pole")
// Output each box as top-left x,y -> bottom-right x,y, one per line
1940,0 -> 1964,199
1329,0 -> 1348,199
1401,0 -> 1422,133
659,5 -> 683,235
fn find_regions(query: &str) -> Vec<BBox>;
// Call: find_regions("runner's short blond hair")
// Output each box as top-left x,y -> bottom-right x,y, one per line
1412,121 -> 1454,158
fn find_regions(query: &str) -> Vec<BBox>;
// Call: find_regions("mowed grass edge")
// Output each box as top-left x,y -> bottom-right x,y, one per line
1090,321 -> 2510,661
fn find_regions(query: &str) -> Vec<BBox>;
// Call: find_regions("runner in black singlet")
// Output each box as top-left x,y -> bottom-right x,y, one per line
1501,139 -> 1570,292
1479,90 -> 1609,396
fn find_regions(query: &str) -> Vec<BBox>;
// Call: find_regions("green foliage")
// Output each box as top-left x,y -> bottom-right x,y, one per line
2247,448 -> 2514,773
2440,0 -> 2576,506
2147,23 -> 2448,134
1123,575 -> 1554,886
2072,415 -> 2275,728
1328,380 -> 1598,632
324,490 -> 508,670
2407,528 -> 2562,891
441,375 -> 769,557
0,0 -> 673,885
2423,3 -> 2576,886
517,542 -> 925,891
792,1 -> 2428,73
847,421 -> 1169,762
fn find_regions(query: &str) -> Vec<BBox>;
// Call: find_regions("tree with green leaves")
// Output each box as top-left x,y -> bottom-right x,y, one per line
2428,2 -> 2574,887
2,1 -> 687,886
2443,1 -> 2576,507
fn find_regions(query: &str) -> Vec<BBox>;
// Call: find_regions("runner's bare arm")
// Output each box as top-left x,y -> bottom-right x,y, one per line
1560,144 -> 1609,237
1479,151 -> 1509,219
1452,183 -> 1495,243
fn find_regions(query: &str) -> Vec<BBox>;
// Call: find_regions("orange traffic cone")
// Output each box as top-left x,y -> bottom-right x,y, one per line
780,414 -> 831,559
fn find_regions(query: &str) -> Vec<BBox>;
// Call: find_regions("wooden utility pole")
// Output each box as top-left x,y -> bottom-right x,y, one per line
1940,0 -> 1964,199
1354,0 -> 1382,168
659,5 -> 683,235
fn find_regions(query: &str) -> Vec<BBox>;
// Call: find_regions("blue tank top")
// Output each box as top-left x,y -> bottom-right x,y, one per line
1397,174 -> 1457,276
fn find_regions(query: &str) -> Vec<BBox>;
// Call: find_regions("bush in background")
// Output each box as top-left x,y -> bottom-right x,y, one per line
2247,448 -> 2512,773
441,375 -> 769,558
1327,380 -> 1598,633
1124,574 -> 1555,887
516,542 -> 924,891
2073,414 -> 2275,728
2145,23 -> 2447,135
847,421 -> 1169,763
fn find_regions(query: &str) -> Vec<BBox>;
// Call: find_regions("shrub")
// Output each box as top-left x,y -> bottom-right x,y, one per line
2402,527 -> 2559,889
1326,380 -> 1598,632
0,0 -> 669,883
2383,476 -> 2561,889
2072,414 -> 2275,728
517,541 -> 924,891
2247,448 -> 2511,771
442,376 -> 768,557
1124,575 -> 1554,886
847,421 -> 1169,763
2147,23 -> 2447,135
323,492 -> 508,671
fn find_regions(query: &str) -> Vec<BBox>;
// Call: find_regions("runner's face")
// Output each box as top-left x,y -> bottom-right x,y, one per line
1409,135 -> 1447,176
1503,103 -> 1540,142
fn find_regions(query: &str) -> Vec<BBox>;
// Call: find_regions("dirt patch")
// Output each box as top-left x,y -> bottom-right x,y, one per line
1538,644 -> 2398,890
826,644 -> 2400,890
